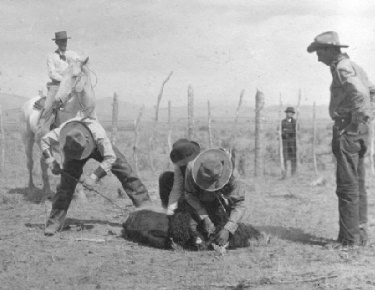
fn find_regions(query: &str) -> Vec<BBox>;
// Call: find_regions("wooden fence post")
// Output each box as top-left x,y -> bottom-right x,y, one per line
0,105 -> 4,173
295,89 -> 302,167
207,100 -> 213,147
278,94 -> 285,177
148,71 -> 173,174
254,89 -> 265,177
187,85 -> 195,140
371,120 -> 375,176
229,89 -> 245,153
312,102 -> 318,175
133,105 -> 144,175
111,92 -> 119,145
167,100 -> 172,153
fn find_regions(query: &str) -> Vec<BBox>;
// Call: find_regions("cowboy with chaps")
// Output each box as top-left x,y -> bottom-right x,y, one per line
38,31 -> 91,138
307,31 -> 375,247
41,117 -> 152,236
281,106 -> 297,177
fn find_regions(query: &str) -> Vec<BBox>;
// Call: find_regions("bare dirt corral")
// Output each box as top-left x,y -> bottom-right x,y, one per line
1,128 -> 375,290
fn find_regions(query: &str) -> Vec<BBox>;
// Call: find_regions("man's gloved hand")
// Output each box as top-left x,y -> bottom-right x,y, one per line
202,217 -> 216,236
80,174 -> 98,191
215,228 -> 230,246
45,157 -> 61,175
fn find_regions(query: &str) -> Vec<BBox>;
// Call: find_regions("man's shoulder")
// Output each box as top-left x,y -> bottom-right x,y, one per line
336,57 -> 355,73
47,51 -> 58,60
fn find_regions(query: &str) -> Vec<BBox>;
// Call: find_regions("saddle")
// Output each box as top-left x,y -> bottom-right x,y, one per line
33,97 -> 46,111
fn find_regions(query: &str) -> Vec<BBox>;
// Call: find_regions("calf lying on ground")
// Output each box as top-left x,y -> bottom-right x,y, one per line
122,204 -> 264,250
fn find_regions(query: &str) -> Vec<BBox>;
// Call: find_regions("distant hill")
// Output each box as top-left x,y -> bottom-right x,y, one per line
0,93 -> 29,111
0,94 -> 331,125
95,97 -> 331,124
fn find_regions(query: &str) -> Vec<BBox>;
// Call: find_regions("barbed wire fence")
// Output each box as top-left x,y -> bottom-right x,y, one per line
1,90 -> 375,190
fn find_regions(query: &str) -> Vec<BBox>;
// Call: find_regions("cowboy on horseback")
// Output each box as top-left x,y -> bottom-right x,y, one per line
38,31 -> 89,137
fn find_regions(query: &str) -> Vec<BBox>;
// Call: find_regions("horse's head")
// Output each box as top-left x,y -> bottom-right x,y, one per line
53,56 -> 96,119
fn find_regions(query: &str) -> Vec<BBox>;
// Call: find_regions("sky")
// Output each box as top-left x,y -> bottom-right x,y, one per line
1,0 -> 375,108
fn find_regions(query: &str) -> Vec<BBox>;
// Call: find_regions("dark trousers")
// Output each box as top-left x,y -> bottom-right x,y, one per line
47,145 -> 151,228
332,122 -> 368,245
282,138 -> 297,175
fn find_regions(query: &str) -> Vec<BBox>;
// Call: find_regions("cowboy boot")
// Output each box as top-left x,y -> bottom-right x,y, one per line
44,209 -> 67,236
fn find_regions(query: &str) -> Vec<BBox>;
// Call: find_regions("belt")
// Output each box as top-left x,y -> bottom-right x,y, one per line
333,117 -> 350,123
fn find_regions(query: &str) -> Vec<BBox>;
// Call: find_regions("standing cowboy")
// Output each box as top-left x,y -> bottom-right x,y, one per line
38,31 -> 88,137
281,106 -> 297,177
41,117 -> 152,236
307,31 -> 375,247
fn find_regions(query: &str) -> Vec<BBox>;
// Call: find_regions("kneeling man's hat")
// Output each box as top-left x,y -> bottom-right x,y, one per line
59,121 -> 95,160
192,148 -> 233,192
170,138 -> 200,166
307,31 -> 348,53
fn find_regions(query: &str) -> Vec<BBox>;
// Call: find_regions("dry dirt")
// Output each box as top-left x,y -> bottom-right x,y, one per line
1,163 -> 375,290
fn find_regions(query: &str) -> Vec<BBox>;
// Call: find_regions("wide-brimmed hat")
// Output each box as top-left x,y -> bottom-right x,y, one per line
59,121 -> 95,160
52,31 -> 71,41
170,138 -> 200,166
307,31 -> 348,53
192,148 -> 233,192
285,107 -> 295,113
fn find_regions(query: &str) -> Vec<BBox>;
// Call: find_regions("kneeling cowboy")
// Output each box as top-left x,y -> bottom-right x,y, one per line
41,117 -> 152,236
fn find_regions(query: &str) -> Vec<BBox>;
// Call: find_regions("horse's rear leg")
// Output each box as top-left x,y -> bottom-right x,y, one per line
23,132 -> 36,189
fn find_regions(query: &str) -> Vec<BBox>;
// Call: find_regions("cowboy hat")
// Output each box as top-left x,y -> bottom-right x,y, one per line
307,31 -> 348,53
170,139 -> 200,166
59,121 -> 95,160
285,107 -> 295,113
52,31 -> 71,41
192,148 -> 233,192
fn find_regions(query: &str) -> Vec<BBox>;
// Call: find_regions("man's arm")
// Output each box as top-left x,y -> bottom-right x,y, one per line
40,128 -> 61,156
91,123 -> 117,180
337,63 -> 372,133
184,165 -> 208,219
222,172 -> 246,234
166,164 -> 184,215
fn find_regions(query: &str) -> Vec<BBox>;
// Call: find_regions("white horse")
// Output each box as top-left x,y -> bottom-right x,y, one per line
20,58 -> 97,195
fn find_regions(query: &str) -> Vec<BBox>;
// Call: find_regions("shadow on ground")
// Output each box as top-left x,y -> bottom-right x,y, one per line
7,187 -> 51,204
24,218 -> 122,233
258,225 -> 331,246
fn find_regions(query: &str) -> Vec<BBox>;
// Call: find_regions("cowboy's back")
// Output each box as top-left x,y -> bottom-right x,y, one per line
329,53 -> 374,123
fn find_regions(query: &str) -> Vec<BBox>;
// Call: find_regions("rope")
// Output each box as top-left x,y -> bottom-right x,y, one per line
60,170 -> 128,213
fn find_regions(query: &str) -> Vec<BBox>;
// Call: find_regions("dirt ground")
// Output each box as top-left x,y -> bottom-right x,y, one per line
1,163 -> 375,290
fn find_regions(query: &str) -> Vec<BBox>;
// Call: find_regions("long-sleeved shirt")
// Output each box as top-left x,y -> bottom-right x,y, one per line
184,163 -> 246,234
40,117 -> 117,175
166,164 -> 186,215
47,50 -> 81,83
329,53 -> 374,130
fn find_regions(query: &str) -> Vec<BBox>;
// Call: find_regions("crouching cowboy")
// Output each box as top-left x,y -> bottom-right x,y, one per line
160,144 -> 249,249
41,117 -> 152,236
184,148 -> 246,248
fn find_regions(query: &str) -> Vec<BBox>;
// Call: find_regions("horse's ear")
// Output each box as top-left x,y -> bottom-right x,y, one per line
81,56 -> 89,66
